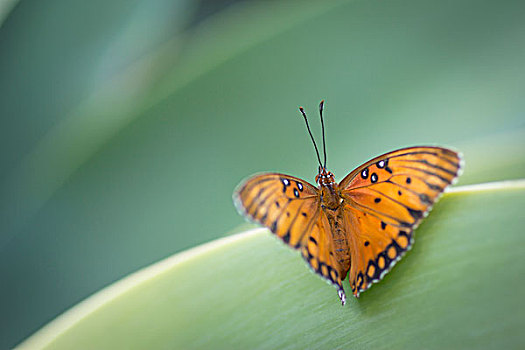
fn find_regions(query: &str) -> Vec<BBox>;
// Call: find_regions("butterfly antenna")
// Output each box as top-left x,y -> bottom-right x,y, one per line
299,106 -> 323,169
319,100 -> 327,169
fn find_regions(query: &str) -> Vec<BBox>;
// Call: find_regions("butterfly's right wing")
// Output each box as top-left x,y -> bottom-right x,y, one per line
234,173 -> 347,303
338,146 -> 462,297
233,173 -> 320,248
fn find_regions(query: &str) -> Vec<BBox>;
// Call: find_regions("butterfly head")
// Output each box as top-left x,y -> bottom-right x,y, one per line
316,166 -> 335,186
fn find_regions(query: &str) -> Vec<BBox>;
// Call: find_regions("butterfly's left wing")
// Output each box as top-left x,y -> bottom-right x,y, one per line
234,173 -> 347,303
338,146 -> 462,297
233,173 -> 320,248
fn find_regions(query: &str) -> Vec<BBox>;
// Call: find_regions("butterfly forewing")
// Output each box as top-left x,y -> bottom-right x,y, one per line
339,147 -> 460,192
234,173 -> 319,248
339,146 -> 462,296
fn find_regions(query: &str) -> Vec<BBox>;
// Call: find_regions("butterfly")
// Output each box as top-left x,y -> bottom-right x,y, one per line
233,100 -> 462,305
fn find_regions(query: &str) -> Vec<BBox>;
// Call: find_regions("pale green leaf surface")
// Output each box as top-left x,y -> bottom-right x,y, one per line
18,181 -> 525,349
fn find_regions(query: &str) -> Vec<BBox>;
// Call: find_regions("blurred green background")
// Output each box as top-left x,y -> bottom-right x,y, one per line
1,0 -> 524,348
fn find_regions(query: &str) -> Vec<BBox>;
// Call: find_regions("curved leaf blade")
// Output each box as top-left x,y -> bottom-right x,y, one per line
18,181 -> 525,349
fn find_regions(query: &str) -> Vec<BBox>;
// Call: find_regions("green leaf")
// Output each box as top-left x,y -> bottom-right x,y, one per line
18,180 -> 525,349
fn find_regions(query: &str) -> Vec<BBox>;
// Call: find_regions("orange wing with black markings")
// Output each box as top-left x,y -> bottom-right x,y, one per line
234,173 -> 347,301
339,146 -> 462,296
300,211 -> 347,304
233,173 -> 320,248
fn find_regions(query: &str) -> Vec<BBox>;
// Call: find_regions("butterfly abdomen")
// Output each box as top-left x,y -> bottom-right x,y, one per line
324,209 -> 351,278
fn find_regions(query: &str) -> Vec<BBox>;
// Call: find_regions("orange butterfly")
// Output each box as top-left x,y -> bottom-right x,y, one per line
233,101 -> 462,305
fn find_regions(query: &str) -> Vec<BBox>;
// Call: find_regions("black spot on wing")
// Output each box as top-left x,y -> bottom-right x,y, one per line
281,177 -> 290,193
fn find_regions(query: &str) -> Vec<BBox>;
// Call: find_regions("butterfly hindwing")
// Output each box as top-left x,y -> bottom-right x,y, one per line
301,212 -> 346,304
233,173 -> 320,248
339,146 -> 462,296
342,204 -> 414,296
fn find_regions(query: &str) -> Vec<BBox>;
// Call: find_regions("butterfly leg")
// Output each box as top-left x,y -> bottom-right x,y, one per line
338,288 -> 346,305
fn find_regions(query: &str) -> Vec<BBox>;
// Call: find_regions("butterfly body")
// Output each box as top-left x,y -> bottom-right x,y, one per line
234,103 -> 462,305
320,201 -> 351,274
315,169 -> 351,276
